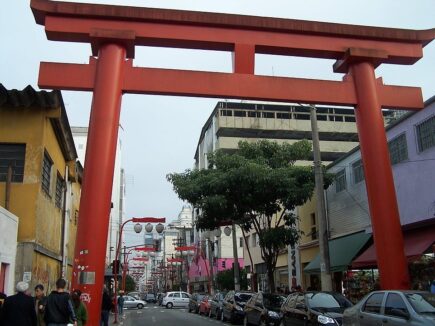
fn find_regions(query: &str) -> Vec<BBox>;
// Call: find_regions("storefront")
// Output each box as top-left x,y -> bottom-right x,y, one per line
303,231 -> 371,292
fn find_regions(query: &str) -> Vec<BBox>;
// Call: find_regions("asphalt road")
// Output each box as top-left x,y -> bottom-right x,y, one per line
112,304 -> 228,326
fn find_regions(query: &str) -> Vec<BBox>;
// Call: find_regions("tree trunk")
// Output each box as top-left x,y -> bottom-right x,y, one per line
267,266 -> 275,293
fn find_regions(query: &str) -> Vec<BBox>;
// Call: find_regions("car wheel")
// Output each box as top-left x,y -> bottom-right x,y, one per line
137,304 -> 144,309
166,302 -> 173,309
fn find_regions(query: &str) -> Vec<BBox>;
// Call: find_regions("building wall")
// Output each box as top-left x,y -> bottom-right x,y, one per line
72,127 -> 124,267
0,86 -> 80,292
326,98 -> 435,236
0,206 -> 18,295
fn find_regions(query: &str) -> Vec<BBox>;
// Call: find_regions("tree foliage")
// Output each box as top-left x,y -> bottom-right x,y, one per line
215,267 -> 248,291
167,140 -> 319,291
125,275 -> 136,292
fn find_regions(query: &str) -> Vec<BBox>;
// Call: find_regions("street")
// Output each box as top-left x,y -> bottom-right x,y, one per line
112,304 -> 225,326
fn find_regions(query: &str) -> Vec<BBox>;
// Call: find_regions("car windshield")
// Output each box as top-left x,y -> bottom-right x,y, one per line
263,295 -> 285,310
197,294 -> 205,301
306,292 -> 352,313
405,293 -> 435,314
235,293 -> 252,302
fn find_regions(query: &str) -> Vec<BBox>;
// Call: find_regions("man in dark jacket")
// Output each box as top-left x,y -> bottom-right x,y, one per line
100,288 -> 113,326
44,279 -> 77,326
0,281 -> 37,326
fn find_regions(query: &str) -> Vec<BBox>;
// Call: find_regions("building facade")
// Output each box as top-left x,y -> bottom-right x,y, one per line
71,127 -> 125,268
195,100 -> 375,291
0,206 -> 18,295
302,96 -> 435,292
0,84 -> 81,291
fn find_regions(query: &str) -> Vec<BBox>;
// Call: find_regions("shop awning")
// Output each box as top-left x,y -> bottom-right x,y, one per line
304,232 -> 371,274
352,225 -> 435,269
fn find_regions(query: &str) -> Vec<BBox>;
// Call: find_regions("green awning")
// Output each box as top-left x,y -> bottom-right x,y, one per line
304,231 -> 371,274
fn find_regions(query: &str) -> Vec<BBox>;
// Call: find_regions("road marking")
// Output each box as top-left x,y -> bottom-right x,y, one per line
152,316 -> 156,323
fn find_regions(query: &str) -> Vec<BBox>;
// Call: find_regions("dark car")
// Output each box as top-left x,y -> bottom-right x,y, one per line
280,291 -> 352,326
343,290 -> 435,326
222,291 -> 254,324
209,292 -> 227,319
188,293 -> 206,313
244,292 -> 285,326
145,293 -> 157,303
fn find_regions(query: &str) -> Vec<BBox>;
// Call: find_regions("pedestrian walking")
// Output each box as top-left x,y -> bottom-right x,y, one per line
71,290 -> 87,326
44,278 -> 77,326
34,284 -> 47,326
117,292 -> 125,317
0,281 -> 37,326
100,288 -> 113,326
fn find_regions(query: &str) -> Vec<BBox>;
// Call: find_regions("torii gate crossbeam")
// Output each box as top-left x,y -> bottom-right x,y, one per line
31,0 -> 434,324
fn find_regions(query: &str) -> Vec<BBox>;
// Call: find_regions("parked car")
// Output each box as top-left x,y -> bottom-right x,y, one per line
209,292 -> 227,319
244,292 -> 285,326
222,291 -> 254,324
343,290 -> 435,326
162,291 -> 191,309
199,295 -> 212,315
280,291 -> 352,325
188,293 -> 206,313
120,295 -> 146,309
145,293 -> 157,303
126,291 -> 141,300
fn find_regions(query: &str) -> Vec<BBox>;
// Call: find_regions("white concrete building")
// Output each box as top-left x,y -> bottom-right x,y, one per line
0,206 -> 18,295
71,127 -> 125,267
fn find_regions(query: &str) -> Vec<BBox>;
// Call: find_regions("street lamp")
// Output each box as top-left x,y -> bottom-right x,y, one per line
113,217 -> 165,324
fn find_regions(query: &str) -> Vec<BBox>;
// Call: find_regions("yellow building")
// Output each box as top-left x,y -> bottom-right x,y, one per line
0,84 -> 82,292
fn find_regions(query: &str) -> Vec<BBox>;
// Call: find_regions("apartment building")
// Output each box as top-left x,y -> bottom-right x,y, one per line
194,100 -> 390,291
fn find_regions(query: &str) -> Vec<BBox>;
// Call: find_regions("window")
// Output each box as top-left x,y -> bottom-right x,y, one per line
182,293 -> 190,298
363,293 -> 384,314
234,110 -> 246,117
221,260 -> 226,268
335,169 -> 346,193
385,293 -> 408,316
389,134 -> 408,165
220,109 -> 233,117
41,151 -> 53,195
0,143 -> 26,183
277,112 -> 291,119
416,115 -> 435,152
262,112 -> 275,118
55,173 -> 65,208
352,159 -> 365,184
239,237 -> 244,248
248,111 -> 261,118
173,293 -> 181,298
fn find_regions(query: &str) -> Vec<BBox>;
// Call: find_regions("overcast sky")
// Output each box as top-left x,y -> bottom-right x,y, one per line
1,0 -> 434,243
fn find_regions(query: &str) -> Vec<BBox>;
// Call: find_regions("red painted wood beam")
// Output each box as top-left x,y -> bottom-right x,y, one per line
43,16 -> 428,64
39,61 -> 423,110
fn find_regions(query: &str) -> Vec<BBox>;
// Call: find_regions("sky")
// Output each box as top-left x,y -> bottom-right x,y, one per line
1,0 -> 434,243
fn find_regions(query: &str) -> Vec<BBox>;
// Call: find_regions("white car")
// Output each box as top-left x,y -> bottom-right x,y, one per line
162,291 -> 191,309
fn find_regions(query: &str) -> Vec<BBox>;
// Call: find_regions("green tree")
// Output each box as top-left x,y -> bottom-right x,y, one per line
216,267 -> 248,291
167,140 -> 317,291
125,275 -> 136,292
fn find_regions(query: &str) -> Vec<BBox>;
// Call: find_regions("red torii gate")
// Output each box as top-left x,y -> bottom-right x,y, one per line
31,0 -> 434,323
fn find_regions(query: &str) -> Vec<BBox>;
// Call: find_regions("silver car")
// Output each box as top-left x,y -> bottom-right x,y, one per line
343,290 -> 435,325
121,295 -> 146,309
